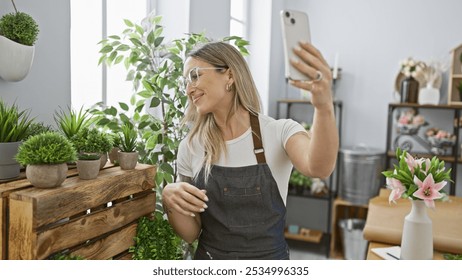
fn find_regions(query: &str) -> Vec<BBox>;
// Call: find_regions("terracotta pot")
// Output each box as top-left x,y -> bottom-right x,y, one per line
100,153 -> 108,169
25,163 -> 68,188
108,147 -> 120,163
118,151 -> 138,170
76,159 -> 100,180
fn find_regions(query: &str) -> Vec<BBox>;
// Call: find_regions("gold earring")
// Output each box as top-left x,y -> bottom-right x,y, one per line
226,84 -> 231,91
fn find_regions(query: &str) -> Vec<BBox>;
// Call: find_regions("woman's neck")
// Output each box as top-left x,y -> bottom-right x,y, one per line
214,107 -> 251,141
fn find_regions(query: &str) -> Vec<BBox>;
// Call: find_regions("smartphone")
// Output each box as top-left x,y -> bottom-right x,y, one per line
280,10 -> 311,81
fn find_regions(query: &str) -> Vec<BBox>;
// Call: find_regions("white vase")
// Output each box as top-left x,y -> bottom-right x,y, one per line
418,84 -> 440,105
400,200 -> 433,260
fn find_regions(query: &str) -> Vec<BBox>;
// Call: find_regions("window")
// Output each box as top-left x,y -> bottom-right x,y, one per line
71,0 -> 147,110
230,0 -> 247,38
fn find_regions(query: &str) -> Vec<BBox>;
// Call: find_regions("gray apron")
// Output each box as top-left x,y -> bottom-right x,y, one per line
193,113 -> 289,260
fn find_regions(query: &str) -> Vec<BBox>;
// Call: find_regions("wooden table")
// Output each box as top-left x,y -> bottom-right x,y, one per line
1,163 -> 156,260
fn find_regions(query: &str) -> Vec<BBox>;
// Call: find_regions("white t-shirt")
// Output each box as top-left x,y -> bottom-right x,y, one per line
177,114 -> 306,205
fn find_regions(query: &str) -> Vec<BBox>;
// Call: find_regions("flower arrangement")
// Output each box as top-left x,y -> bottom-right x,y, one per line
425,128 -> 456,155
382,148 -> 451,208
396,109 -> 426,134
400,57 -> 423,78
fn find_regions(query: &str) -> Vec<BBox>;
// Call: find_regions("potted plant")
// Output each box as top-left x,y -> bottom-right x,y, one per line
117,123 -> 138,170
54,106 -> 94,140
15,132 -> 77,188
0,0 -> 39,81
71,127 -> 112,179
289,169 -> 312,196
0,98 -> 34,179
108,132 -> 121,164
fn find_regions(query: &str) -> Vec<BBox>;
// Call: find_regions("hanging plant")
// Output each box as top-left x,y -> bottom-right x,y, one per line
0,0 -> 39,46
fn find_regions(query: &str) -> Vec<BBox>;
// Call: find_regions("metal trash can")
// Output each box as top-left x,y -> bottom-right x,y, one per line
338,146 -> 385,205
338,219 -> 368,260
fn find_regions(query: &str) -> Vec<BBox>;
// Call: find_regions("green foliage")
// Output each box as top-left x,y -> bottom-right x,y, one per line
289,169 -> 312,188
444,253 -> 462,260
0,9 -> 39,46
15,132 -> 77,165
71,127 -> 112,160
96,13 -> 250,192
54,106 -> 94,139
24,121 -> 54,140
129,211 -> 183,260
49,252 -> 84,260
458,81 -> 462,94
382,148 -> 452,200
0,99 -> 34,142
119,123 -> 138,152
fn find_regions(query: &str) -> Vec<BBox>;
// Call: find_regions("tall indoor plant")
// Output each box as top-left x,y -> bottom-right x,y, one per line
96,12 -> 249,259
0,0 -> 39,81
0,98 -> 34,179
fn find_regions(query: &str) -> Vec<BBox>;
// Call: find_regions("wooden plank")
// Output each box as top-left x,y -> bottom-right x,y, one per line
34,192 -> 155,259
71,223 -> 137,260
8,199 -> 36,259
11,164 -> 156,229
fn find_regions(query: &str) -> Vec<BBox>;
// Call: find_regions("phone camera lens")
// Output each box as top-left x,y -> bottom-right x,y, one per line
285,11 -> 290,18
290,18 -> 296,24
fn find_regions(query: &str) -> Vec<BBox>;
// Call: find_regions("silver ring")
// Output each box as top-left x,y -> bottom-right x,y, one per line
314,71 -> 323,82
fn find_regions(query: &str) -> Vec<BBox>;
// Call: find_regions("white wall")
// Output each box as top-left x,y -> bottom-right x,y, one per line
274,0 -> 462,150
0,0 -> 71,126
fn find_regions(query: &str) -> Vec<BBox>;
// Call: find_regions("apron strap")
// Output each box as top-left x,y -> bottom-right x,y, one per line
249,113 -> 267,164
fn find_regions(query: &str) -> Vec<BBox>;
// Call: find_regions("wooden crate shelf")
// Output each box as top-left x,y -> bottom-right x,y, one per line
1,163 -> 156,260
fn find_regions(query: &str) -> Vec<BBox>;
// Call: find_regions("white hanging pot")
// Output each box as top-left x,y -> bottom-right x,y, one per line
0,35 -> 35,82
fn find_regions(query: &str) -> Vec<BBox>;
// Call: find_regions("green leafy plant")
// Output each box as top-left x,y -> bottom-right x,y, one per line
444,253 -> 462,260
15,132 -> 77,165
0,0 -> 39,46
289,169 -> 312,194
54,106 -> 94,139
96,13 -> 249,189
49,252 -> 84,260
24,121 -> 54,140
129,211 -> 183,260
119,123 -> 137,152
0,98 -> 34,143
71,127 -> 112,160
457,80 -> 462,94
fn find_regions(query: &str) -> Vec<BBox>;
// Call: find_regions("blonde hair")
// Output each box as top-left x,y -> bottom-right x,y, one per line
181,42 -> 262,182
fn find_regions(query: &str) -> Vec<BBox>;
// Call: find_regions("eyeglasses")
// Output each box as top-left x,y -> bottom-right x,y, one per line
179,67 -> 227,90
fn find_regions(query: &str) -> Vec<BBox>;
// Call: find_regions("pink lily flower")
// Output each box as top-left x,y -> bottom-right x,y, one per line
386,177 -> 405,204
413,174 -> 446,208
405,153 -> 419,173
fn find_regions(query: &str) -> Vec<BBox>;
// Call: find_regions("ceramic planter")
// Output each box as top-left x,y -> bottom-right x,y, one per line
26,163 -> 68,188
0,141 -> 22,180
0,36 -> 35,82
100,152 -> 108,170
118,151 -> 138,170
76,159 -> 100,180
108,147 -> 120,163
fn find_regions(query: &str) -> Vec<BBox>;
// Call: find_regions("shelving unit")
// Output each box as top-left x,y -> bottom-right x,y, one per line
385,103 -> 462,195
276,99 -> 342,258
448,44 -> 462,104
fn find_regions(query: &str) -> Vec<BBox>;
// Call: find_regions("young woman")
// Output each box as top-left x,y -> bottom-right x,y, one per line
162,41 -> 338,260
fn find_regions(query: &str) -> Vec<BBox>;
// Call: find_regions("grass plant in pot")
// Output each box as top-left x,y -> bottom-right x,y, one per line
0,0 -> 39,81
108,132 -> 121,164
71,127 -> 112,180
0,98 -> 34,179
15,132 -> 77,188
118,123 -> 138,170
